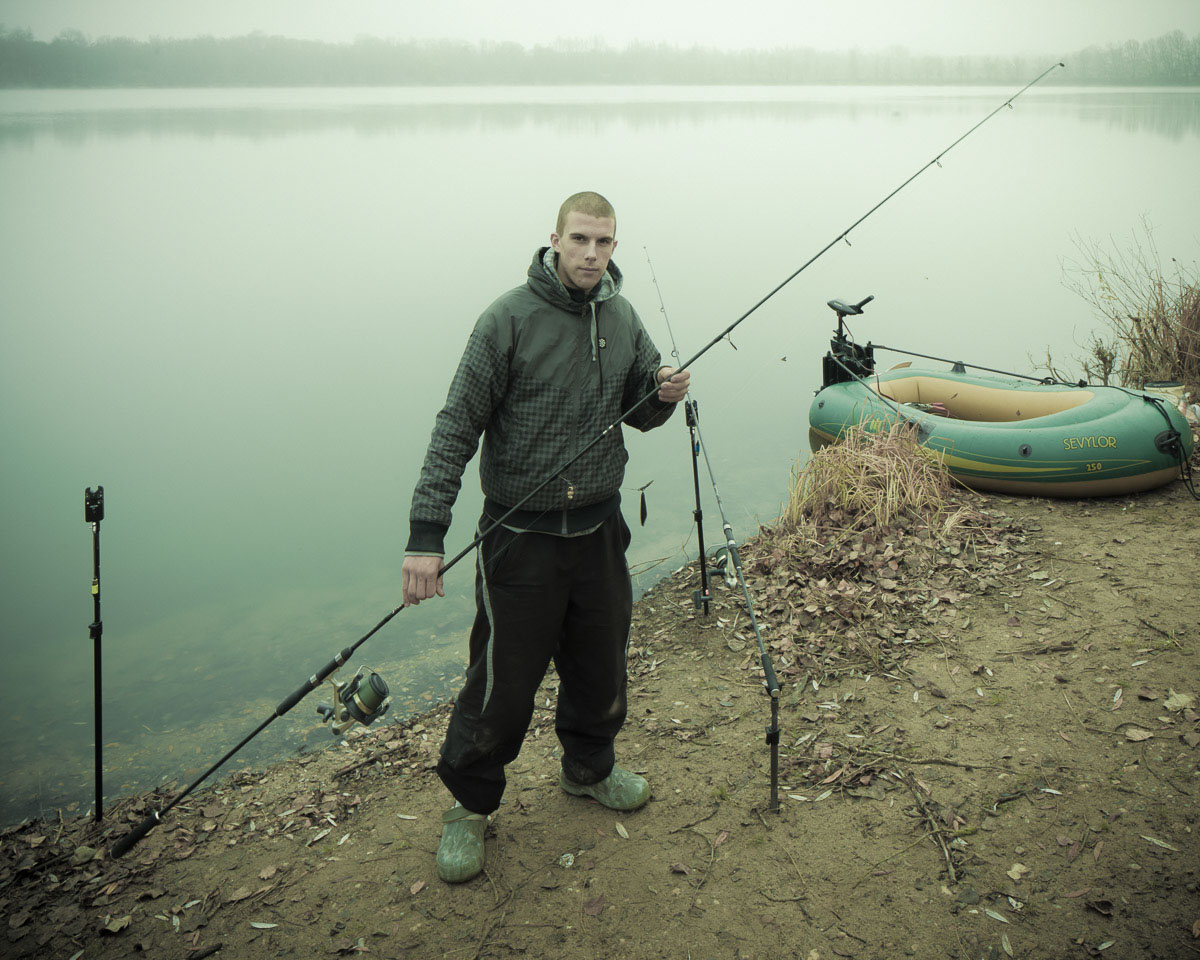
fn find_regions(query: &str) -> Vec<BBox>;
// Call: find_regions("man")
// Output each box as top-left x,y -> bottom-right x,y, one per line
402,191 -> 690,883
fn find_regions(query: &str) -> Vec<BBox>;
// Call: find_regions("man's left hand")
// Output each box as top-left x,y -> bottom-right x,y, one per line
656,366 -> 691,403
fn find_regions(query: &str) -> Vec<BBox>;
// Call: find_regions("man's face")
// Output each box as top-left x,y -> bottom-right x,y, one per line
551,211 -> 617,292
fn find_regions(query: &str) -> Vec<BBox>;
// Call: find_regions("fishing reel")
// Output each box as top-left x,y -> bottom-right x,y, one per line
316,666 -> 391,736
711,546 -> 739,590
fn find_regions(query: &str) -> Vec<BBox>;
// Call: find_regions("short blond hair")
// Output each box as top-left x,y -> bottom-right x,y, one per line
556,191 -> 616,235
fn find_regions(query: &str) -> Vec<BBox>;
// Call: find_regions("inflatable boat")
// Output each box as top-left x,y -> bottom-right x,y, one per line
808,300 -> 1195,498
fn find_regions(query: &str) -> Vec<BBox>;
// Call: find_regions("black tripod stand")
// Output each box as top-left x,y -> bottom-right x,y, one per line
85,485 -> 105,821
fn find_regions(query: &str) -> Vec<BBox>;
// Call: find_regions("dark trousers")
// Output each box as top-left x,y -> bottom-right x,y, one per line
436,511 -> 633,815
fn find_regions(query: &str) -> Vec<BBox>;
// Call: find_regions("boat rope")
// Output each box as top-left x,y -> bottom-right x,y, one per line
1128,390 -> 1199,501
871,343 -> 1081,386
110,62 -> 1066,856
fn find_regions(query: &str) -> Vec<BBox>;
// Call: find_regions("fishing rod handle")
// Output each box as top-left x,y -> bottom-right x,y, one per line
274,646 -> 354,715
723,524 -> 741,564
760,652 -> 781,698
111,811 -> 158,858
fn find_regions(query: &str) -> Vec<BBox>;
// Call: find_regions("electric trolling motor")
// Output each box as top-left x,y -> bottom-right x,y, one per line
821,295 -> 876,387
316,666 -> 391,735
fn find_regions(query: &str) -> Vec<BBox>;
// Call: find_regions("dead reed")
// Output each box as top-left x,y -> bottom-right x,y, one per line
779,422 -> 964,538
1049,224 -> 1200,399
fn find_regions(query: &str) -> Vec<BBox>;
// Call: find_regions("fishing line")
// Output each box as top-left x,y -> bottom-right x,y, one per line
645,247 -> 712,613
110,63 -> 1064,855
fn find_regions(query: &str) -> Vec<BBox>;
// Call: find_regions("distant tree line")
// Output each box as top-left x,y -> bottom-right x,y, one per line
1,27 -> 1198,87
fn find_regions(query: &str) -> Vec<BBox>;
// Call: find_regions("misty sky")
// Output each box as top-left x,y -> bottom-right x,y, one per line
3,0 -> 1198,56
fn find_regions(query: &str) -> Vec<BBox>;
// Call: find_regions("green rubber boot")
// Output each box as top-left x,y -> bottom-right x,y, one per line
560,765 -> 651,811
436,804 -> 487,883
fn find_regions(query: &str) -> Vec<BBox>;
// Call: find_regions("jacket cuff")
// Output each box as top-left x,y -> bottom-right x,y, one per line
406,520 -> 448,555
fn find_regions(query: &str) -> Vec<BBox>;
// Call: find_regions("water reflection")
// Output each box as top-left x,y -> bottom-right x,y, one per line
1,86 -> 1197,147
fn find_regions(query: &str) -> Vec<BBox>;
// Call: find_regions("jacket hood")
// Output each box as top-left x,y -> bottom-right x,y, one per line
528,246 -> 623,308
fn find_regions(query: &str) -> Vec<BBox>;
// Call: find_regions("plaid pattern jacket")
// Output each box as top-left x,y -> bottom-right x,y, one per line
407,248 -> 675,555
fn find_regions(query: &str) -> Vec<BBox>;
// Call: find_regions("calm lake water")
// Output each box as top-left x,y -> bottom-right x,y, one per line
1,84 -> 1197,824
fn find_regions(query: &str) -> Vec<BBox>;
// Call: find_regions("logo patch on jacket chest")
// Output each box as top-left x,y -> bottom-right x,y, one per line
598,337 -> 607,349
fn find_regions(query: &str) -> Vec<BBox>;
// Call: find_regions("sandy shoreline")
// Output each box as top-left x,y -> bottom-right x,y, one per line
3,469 -> 1198,960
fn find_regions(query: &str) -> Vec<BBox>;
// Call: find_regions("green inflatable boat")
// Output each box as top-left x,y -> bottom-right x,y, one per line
808,300 -> 1195,498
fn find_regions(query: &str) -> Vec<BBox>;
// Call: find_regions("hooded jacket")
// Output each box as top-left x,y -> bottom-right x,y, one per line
406,248 -> 675,555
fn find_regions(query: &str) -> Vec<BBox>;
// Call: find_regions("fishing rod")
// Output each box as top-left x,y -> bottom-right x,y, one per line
110,62 -> 1063,855
645,247 -> 711,615
691,412 -> 782,812
647,250 -> 782,808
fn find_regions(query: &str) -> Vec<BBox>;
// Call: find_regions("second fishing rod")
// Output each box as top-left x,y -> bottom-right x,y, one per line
110,61 -> 1063,856
648,244 -> 784,811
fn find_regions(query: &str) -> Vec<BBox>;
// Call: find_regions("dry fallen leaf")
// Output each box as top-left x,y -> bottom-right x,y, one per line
227,887 -> 252,903
1124,727 -> 1154,742
259,865 -> 278,880
615,822 -> 629,839
582,894 -> 605,916
102,915 -> 132,934
410,880 -> 426,896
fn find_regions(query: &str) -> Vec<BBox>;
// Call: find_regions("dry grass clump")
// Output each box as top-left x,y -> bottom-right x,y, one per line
779,423 -> 967,539
1048,224 -> 1200,400
733,424 -> 1023,680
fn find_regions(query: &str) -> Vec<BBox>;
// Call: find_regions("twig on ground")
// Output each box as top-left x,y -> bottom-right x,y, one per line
669,805 -> 719,834
1062,691 -> 1084,727
902,773 -> 957,884
859,749 -> 1004,772
1138,617 -> 1182,646
333,753 -> 385,779
852,833 -> 933,888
